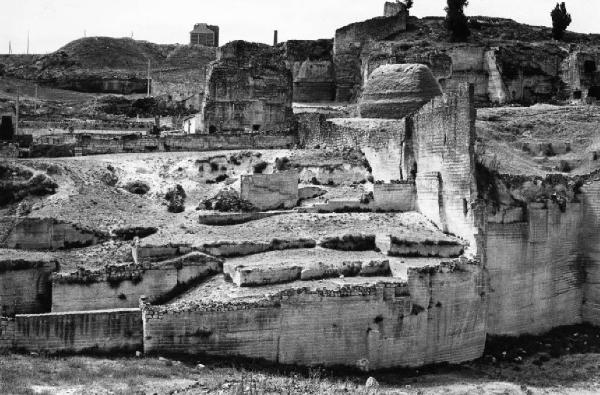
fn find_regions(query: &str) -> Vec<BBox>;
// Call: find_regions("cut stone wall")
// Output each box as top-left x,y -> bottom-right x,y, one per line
0,316 -> 15,350
0,257 -> 57,316
411,84 -> 477,244
240,172 -> 299,211
484,202 -> 584,336
582,182 -> 600,325
0,217 -> 102,250
143,260 -> 487,370
51,253 -> 222,312
297,117 -> 405,182
12,309 -> 142,353
373,183 -> 416,212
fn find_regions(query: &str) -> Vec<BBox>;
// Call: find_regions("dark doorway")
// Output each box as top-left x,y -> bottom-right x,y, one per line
208,125 -> 217,134
573,90 -> 582,100
589,86 -> 600,100
584,60 -> 597,74
0,116 -> 14,141
252,124 -> 261,132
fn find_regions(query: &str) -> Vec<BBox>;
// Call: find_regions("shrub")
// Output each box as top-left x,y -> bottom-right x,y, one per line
275,157 -> 291,171
253,161 -> 268,174
559,160 -> 571,173
445,0 -> 470,41
215,174 -> 229,183
551,2 -> 572,40
165,184 -> 186,213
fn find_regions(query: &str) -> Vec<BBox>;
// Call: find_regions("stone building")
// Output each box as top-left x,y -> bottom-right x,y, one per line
190,23 -> 220,47
384,1 -> 409,18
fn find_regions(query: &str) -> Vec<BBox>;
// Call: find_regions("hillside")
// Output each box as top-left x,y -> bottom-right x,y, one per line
0,37 -> 217,96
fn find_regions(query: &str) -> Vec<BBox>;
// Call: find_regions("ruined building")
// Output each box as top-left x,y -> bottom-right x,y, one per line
190,23 -> 220,47
200,41 -> 294,133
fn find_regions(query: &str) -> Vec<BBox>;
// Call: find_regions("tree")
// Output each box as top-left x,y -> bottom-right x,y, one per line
405,0 -> 414,10
551,2 -> 572,40
445,0 -> 470,41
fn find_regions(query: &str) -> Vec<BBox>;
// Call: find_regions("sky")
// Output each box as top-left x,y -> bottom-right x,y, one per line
2,0 -> 599,54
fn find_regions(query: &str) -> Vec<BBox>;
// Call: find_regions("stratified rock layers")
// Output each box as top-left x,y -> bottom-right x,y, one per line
359,64 -> 442,119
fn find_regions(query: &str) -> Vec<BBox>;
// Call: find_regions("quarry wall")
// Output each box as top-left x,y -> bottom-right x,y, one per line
581,182 -> 600,325
334,16 -> 407,101
0,217 -> 103,250
7,309 -> 142,353
51,254 -> 222,312
201,41 -> 294,133
297,117 -> 405,182
143,260 -> 488,370
0,258 -> 57,316
483,202 -> 585,336
411,84 -> 477,244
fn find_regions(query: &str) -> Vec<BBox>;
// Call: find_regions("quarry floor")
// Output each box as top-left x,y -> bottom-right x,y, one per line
3,347 -> 600,394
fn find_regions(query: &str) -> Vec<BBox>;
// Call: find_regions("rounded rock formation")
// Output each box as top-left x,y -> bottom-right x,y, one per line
359,64 -> 442,119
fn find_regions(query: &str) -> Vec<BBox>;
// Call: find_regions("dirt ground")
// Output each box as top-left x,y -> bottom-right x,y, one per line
1,350 -> 600,395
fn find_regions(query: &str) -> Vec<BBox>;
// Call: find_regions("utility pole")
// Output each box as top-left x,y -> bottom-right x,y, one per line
15,86 -> 20,136
273,30 -> 278,46
147,60 -> 151,97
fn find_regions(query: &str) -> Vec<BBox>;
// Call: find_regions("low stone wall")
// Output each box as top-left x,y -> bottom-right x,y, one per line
373,183 -> 416,212
11,309 -> 142,354
0,255 -> 58,315
27,133 -> 297,157
240,172 -> 299,211
142,259 -> 488,370
0,217 -> 103,250
51,253 -> 222,312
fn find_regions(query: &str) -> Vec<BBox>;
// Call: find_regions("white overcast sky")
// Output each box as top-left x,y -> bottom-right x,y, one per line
2,0 -> 599,54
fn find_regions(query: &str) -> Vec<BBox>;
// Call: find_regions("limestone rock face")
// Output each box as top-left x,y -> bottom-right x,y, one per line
200,41 -> 293,133
359,64 -> 442,119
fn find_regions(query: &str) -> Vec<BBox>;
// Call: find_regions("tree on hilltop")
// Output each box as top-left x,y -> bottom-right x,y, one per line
405,0 -> 413,10
445,0 -> 470,41
551,2 -> 572,40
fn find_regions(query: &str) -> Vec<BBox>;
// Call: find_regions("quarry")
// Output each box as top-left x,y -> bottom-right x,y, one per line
2,1 -> 600,393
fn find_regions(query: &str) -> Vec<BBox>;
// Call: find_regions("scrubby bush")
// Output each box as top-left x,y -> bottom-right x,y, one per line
253,160 -> 269,174
165,184 -> 186,213
201,189 -> 256,212
445,0 -> 470,41
275,157 -> 291,171
551,2 -> 572,40
215,174 -> 229,183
